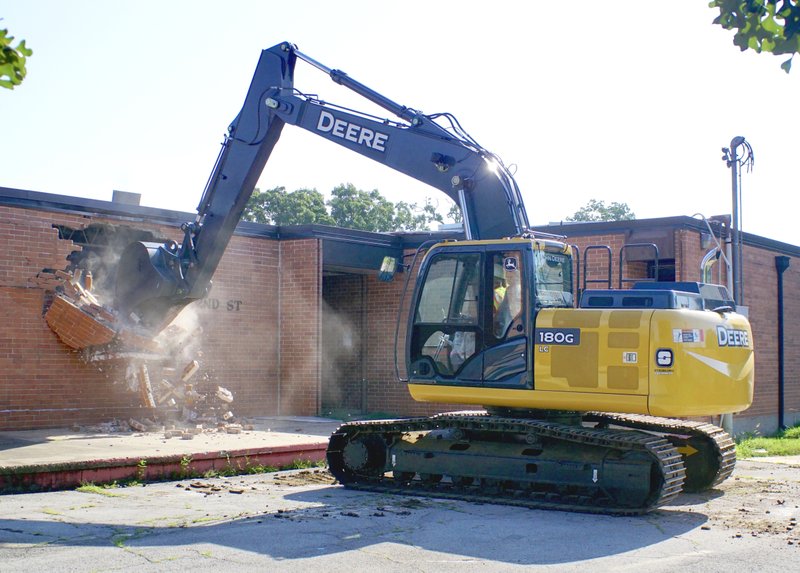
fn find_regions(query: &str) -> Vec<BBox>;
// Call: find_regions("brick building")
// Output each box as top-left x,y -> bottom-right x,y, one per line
1,186 -> 797,434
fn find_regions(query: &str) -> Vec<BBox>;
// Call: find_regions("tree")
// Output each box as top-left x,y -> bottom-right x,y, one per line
0,27 -> 32,89
393,198 -> 444,231
242,183 -> 444,232
243,187 -> 334,226
446,200 -> 463,224
327,183 -> 396,231
566,199 -> 635,222
710,0 -> 800,72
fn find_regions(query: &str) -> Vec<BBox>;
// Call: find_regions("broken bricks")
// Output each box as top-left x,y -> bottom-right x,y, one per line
180,360 -> 200,382
38,267 -> 119,350
216,386 -> 233,403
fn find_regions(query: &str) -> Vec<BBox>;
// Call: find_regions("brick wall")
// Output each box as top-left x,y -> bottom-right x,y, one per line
0,206 -> 136,429
567,233 -> 634,289
189,232 -> 281,418
0,204 -> 283,430
738,243 -> 799,428
775,255 -> 800,427
278,239 -> 321,416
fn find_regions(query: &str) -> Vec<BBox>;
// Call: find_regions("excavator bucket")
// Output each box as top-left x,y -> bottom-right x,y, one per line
114,240 -> 197,331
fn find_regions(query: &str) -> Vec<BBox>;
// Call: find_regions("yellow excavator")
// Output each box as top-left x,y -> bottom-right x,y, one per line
112,42 -> 754,514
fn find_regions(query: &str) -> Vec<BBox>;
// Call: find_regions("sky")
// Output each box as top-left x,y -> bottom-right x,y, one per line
2,1 -> 798,246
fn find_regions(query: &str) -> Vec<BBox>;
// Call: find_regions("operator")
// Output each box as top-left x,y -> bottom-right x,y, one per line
493,266 -> 507,310
493,266 -> 510,337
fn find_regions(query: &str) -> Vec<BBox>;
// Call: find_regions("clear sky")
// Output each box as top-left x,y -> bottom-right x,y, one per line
2,1 -> 798,246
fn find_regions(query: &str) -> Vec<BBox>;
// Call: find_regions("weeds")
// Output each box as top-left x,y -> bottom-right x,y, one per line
136,459 -> 147,481
736,423 -> 800,458
75,458 -> 327,491
76,482 -> 127,497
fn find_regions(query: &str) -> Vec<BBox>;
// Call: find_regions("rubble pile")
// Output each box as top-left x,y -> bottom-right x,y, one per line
124,358 -> 241,437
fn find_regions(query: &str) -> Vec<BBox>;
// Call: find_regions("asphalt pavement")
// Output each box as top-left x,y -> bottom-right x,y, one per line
0,458 -> 799,572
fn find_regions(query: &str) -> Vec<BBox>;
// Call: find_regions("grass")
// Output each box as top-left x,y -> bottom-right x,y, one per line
736,423 -> 800,458
76,482 -> 128,496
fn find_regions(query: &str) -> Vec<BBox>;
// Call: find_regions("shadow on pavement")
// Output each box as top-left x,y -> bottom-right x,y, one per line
0,484 -> 708,566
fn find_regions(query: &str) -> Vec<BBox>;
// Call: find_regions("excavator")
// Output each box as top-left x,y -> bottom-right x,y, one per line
114,42 -> 754,514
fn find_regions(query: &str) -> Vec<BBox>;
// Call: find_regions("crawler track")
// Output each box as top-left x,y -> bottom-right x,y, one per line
585,412 -> 736,492
327,412 -> 687,515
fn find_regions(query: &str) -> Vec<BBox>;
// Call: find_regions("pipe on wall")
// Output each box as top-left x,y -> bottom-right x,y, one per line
775,256 -> 791,430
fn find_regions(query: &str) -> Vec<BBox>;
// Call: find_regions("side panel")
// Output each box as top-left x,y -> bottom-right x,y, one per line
647,310 -> 754,416
533,309 -> 652,397
407,306 -> 652,414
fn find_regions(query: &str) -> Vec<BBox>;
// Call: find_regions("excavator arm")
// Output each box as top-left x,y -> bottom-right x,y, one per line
115,41 -> 529,329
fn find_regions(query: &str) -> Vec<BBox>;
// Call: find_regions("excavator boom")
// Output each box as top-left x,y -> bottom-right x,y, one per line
115,42 -> 528,329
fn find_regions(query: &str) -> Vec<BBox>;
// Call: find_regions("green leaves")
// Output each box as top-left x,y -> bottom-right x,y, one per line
244,186 -> 334,226
0,28 -> 33,89
243,184 -> 446,232
566,199 -> 636,222
710,0 -> 800,72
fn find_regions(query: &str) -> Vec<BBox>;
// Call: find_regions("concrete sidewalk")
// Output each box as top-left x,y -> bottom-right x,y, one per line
0,417 -> 343,492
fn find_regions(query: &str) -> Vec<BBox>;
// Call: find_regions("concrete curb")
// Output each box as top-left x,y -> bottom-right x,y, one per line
0,441 -> 327,492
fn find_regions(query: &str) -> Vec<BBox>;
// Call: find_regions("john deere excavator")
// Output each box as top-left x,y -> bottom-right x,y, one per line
115,42 -> 754,514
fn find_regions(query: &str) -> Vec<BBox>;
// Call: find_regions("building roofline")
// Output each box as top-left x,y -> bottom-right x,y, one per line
2,187 -> 797,256
534,215 -> 799,256
0,185 -> 281,239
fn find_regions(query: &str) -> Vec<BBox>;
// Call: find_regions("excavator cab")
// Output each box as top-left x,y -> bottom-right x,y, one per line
407,238 -> 573,389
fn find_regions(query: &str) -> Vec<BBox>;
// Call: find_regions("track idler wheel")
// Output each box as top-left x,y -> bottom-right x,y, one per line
328,432 -> 386,484
667,434 -> 720,492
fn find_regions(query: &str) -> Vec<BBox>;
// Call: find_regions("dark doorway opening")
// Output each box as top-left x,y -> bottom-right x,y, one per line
321,273 -> 366,417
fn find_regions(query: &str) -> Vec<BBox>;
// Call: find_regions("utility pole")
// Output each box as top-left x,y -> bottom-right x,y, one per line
721,136 -> 753,305
720,136 -> 754,436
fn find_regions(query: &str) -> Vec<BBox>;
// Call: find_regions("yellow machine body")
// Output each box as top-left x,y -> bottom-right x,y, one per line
406,240 -> 754,418
409,307 -> 754,416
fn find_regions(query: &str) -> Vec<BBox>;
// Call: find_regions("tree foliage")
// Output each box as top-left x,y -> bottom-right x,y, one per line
710,0 -> 800,72
446,201 -> 463,224
244,187 -> 334,226
566,199 -> 635,222
0,27 -> 32,89
243,183 -> 444,232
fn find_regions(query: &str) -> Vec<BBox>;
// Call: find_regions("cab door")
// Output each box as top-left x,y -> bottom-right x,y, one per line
407,244 -> 531,389
408,249 -> 484,383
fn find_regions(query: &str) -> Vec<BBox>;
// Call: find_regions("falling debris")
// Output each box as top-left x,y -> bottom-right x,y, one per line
137,364 -> 156,409
181,360 -> 200,382
216,386 -> 234,403
44,295 -> 117,348
36,266 -> 155,351
33,264 -> 241,435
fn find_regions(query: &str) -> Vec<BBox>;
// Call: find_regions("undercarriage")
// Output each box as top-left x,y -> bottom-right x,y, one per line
326,410 -> 735,515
